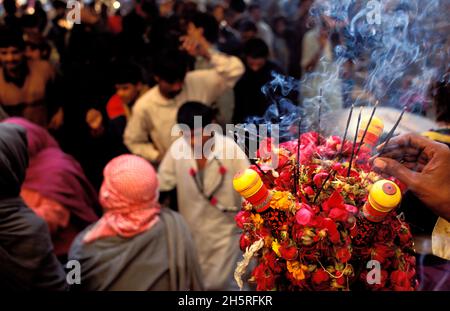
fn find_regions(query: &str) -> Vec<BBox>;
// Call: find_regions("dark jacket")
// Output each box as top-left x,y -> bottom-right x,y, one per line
0,123 -> 67,290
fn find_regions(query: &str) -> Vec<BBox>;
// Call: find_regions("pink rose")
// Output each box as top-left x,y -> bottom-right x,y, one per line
296,205 -> 313,225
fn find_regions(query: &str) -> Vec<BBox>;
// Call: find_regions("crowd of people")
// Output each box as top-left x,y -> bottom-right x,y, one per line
0,0 -> 449,291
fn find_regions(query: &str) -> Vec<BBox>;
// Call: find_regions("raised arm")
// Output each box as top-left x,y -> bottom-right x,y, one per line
124,104 -> 161,163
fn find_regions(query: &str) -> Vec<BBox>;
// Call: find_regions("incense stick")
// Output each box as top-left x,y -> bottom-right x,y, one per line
377,107 -> 406,157
347,107 -> 363,177
338,104 -> 354,159
317,88 -> 323,146
313,170 -> 335,203
294,115 -> 302,197
354,101 -> 379,158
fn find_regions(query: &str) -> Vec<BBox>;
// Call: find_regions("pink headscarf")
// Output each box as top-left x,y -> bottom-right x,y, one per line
83,155 -> 161,243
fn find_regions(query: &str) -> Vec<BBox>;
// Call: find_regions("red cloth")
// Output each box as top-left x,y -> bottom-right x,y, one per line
106,94 -> 126,120
108,15 -> 123,34
4,117 -> 99,255
83,155 -> 161,243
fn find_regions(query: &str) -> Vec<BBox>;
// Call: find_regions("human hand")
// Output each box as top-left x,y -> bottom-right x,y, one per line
48,107 -> 64,130
371,133 -> 450,221
86,108 -> 104,137
180,34 -> 211,60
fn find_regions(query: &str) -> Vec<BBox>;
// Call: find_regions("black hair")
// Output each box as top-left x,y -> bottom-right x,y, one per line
52,0 -> 66,11
248,3 -> 261,12
153,50 -> 189,83
114,62 -> 144,85
21,14 -> 39,29
238,19 -> 258,33
230,0 -> 246,13
430,72 -> 450,123
177,101 -> 215,129
3,0 -> 17,14
189,12 -> 219,44
0,27 -> 25,50
243,38 -> 269,59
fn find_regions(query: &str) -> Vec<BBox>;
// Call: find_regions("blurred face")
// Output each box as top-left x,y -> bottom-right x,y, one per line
157,78 -> 184,99
241,30 -> 257,42
189,128 -> 211,150
187,22 -> 203,39
246,56 -> 267,72
275,19 -> 286,35
213,6 -> 225,22
115,83 -> 141,106
159,0 -> 174,17
250,8 -> 262,22
0,46 -> 25,72
25,43 -> 42,61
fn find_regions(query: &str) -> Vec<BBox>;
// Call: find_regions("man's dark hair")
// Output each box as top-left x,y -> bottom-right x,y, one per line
248,3 -> 261,13
52,0 -> 66,10
244,38 -> 269,59
3,0 -> 17,14
189,12 -> 219,44
238,19 -> 258,33
21,14 -> 39,29
230,0 -> 246,13
177,101 -> 215,129
0,27 -> 25,50
153,50 -> 189,83
114,62 -> 144,85
430,72 -> 450,123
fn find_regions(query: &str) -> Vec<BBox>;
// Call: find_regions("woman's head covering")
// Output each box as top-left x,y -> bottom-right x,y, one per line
0,123 -> 28,198
4,118 -> 99,221
4,117 -> 59,157
83,155 -> 161,243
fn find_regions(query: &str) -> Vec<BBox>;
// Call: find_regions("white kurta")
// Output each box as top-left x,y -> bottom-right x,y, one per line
158,133 -> 250,290
124,51 -> 244,163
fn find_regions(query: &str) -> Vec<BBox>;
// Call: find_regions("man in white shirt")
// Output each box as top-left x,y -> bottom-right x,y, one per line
124,31 -> 245,164
158,102 -> 250,290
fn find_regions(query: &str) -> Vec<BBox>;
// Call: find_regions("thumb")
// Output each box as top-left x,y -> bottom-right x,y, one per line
373,158 -> 418,189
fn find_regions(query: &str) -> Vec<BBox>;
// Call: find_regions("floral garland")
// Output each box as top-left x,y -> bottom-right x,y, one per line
234,132 -> 417,291
189,157 -> 234,212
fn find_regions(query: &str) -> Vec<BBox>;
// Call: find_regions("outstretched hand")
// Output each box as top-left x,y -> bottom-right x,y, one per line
371,133 -> 450,221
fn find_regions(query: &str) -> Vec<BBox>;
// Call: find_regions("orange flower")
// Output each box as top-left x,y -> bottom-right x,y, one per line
251,213 -> 264,229
287,261 -> 307,281
270,191 -> 295,211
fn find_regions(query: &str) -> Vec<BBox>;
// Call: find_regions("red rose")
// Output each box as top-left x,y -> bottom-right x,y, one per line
322,190 -> 344,212
279,243 -> 299,261
273,168 -> 291,189
335,246 -> 352,263
321,218 -> 341,244
390,270 -> 412,291
235,210 -> 252,229
397,226 -> 412,245
239,233 -> 253,251
303,186 -> 315,196
329,207 -> 349,222
253,263 -> 277,291
313,172 -> 330,188
312,269 -> 330,285
372,243 -> 395,264
264,252 -> 283,273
